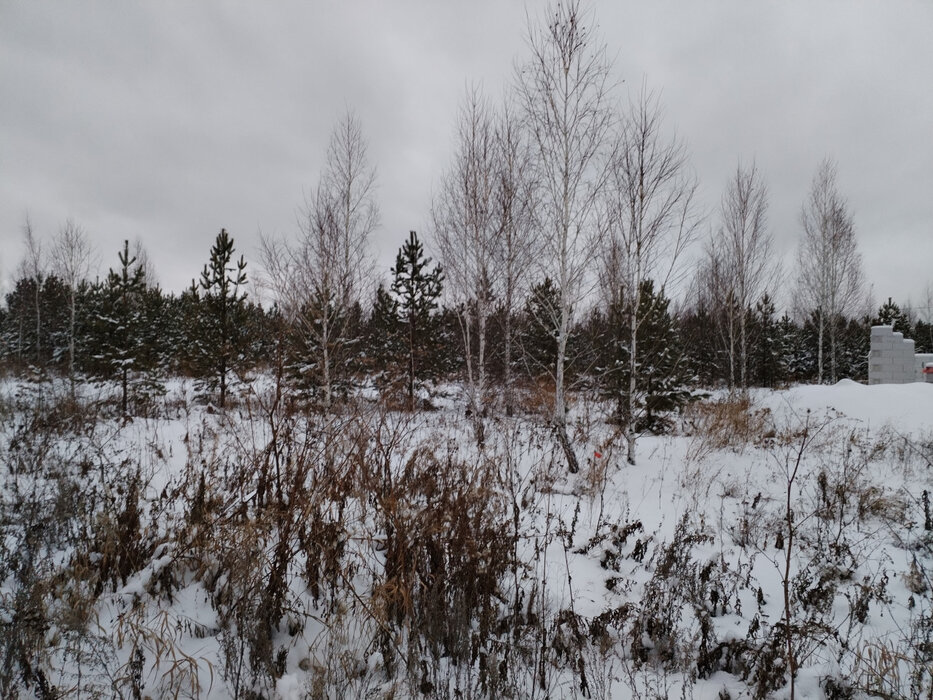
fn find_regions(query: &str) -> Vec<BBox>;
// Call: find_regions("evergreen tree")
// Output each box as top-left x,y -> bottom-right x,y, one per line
915,319 -> 933,353
364,283 -> 402,384
41,276 -> 70,370
433,305 -> 464,379
390,231 -> 443,410
751,294 -> 780,387
596,280 -> 692,433
777,314 -> 806,383
172,283 -> 204,377
485,304 -> 510,386
71,279 -> 99,377
104,241 -> 146,415
241,299 -> 280,374
798,311 -> 824,383
0,305 -> 7,367
76,278 -> 109,377
133,285 -> 170,405
837,315 -> 870,381
678,305 -> 720,387
285,292 -> 364,405
795,310 -> 867,383
873,297 -> 911,336
198,229 -> 248,409
83,275 -> 168,413
520,277 -> 561,380
637,282 -> 693,431
1,278 -> 36,368
573,306 -> 605,395
0,275 -> 69,372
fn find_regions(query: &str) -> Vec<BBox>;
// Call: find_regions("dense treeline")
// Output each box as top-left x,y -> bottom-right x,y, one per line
4,225 -> 929,414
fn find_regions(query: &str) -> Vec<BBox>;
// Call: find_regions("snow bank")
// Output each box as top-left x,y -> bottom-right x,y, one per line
759,379 -> 933,436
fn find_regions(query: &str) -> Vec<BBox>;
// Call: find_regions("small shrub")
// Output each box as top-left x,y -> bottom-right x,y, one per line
629,514 -> 712,669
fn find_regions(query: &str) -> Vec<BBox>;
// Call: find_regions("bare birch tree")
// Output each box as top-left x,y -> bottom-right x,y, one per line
517,0 -> 615,473
52,219 -> 95,386
922,282 -> 933,325
435,88 -> 540,438
432,86 -> 498,444
697,240 -> 737,383
493,96 -> 539,416
917,282 -> 933,352
20,216 -> 45,365
707,161 -> 777,390
132,238 -> 158,289
796,158 -> 863,383
597,87 -> 698,465
263,110 -> 378,408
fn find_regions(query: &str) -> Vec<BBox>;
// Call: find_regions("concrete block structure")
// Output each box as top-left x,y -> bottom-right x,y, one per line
869,325 -> 933,384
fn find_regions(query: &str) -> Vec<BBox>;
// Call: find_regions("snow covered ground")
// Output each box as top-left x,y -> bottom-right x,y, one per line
1,378 -> 931,699
758,379 -> 933,435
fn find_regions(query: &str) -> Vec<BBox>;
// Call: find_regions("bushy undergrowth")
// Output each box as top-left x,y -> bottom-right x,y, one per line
0,378 -> 930,699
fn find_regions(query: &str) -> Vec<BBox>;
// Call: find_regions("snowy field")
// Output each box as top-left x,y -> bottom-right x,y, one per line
1,378 -> 931,699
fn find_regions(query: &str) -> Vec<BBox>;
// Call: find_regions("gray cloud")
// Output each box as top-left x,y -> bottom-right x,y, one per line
2,0 -> 931,313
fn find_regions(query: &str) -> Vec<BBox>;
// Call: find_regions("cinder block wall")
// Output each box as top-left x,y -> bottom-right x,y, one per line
869,325 -> 929,384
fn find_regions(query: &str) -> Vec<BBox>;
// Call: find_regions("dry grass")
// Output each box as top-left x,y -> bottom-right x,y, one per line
513,376 -> 557,417
685,393 -> 774,461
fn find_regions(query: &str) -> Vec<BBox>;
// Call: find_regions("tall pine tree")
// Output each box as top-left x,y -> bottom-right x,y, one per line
104,241 -> 146,415
751,294 -> 781,387
390,231 -> 443,410
198,229 -> 248,409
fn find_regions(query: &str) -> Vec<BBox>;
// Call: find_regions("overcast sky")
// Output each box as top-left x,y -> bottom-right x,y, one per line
2,1 -> 932,315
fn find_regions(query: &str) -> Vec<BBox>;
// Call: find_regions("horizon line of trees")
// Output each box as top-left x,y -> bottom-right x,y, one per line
2,222 -> 929,404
